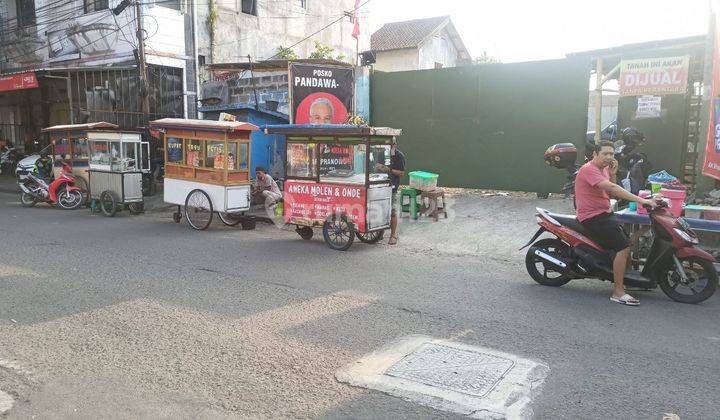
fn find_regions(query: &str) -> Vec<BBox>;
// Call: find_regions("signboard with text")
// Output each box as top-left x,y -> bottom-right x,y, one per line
0,72 -> 38,92
289,63 -> 354,124
703,9 -> 720,180
618,56 -> 689,96
284,181 -> 366,232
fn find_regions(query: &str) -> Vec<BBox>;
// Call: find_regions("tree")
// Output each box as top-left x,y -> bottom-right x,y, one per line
474,51 -> 501,64
276,46 -> 299,60
308,41 -> 335,59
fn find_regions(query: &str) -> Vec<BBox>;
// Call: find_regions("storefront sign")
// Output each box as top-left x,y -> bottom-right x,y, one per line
284,181 -> 366,231
0,72 -> 39,92
319,144 -> 354,175
618,56 -> 689,96
289,64 -> 354,124
702,9 -> 720,180
635,95 -> 662,119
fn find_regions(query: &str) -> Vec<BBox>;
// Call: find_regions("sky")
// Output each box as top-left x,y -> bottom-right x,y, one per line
366,0 -> 713,63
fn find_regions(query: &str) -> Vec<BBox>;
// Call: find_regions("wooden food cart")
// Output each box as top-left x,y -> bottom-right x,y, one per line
265,124 -> 402,251
149,118 -> 258,230
41,122 -> 120,201
87,130 -> 147,216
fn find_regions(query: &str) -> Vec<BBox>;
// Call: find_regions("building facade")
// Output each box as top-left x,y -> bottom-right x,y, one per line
0,0 -> 196,151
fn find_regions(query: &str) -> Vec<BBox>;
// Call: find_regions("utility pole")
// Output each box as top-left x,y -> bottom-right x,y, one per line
135,0 -> 150,119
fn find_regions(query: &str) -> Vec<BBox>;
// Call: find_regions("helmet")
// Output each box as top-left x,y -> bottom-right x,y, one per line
621,127 -> 645,148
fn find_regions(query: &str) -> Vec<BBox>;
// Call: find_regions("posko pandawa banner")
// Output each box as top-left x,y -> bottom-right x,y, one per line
289,63 -> 354,124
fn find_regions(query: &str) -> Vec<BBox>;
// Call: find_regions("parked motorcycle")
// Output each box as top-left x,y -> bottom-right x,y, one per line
544,127 -> 653,203
18,160 -> 83,210
0,145 -> 23,175
521,201 -> 718,304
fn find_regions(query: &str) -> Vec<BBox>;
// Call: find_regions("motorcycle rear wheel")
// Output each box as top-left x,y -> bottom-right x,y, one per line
20,192 -> 36,207
525,238 -> 572,287
658,257 -> 718,304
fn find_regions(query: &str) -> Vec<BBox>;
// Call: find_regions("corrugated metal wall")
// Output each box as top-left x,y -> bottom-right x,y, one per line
370,58 -> 591,193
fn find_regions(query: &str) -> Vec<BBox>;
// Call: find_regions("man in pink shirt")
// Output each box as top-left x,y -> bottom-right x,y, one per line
576,141 -> 656,306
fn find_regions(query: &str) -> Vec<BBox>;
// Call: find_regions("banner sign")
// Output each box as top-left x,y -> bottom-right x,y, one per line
289,63 -> 353,124
284,181 -> 366,231
702,10 -> 720,180
0,72 -> 39,92
319,143 -> 354,175
618,56 -> 689,96
635,95 -> 662,119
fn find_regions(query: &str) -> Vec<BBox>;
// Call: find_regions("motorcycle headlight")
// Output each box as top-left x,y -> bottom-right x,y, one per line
674,228 -> 699,244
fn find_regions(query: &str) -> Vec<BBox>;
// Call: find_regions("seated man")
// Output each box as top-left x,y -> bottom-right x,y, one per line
575,140 -> 656,306
253,166 -> 282,207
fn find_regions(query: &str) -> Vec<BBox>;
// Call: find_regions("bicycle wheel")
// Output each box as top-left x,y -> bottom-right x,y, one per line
184,189 -> 213,230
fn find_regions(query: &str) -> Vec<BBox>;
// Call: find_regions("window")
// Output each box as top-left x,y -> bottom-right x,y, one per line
241,0 -> 257,15
369,144 -> 391,181
186,139 -> 202,167
122,142 -> 138,171
319,143 -> 367,184
206,141 -> 225,169
73,139 -> 90,160
167,137 -> 184,164
54,138 -> 71,160
155,0 -> 181,11
287,143 -> 317,178
108,141 -> 121,170
90,141 -> 110,166
15,0 -> 36,26
84,0 -> 109,13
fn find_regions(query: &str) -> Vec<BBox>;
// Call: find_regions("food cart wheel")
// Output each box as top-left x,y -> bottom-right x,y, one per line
99,190 -> 118,217
356,229 -> 385,244
322,214 -> 355,251
75,176 -> 89,206
172,211 -> 182,223
296,226 -> 313,240
184,189 -> 213,230
218,212 -> 242,227
128,202 -> 144,215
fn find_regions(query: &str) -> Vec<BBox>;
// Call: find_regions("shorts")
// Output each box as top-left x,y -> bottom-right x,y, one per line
580,212 -> 629,252
391,191 -> 399,215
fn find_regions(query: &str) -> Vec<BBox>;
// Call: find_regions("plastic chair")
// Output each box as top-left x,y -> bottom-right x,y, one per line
400,187 -> 421,220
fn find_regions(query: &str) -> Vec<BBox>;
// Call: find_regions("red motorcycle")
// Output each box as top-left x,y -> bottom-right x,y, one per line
18,161 -> 83,210
522,201 -> 718,304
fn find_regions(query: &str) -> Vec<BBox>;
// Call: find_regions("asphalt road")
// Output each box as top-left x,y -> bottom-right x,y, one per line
0,187 -> 718,419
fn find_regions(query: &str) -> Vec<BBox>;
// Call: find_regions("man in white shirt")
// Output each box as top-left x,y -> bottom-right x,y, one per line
254,166 -> 282,207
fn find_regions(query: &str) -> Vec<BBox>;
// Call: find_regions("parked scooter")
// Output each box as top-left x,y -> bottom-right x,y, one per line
18,159 -> 83,210
521,201 -> 718,304
544,127 -> 653,203
0,145 -> 23,175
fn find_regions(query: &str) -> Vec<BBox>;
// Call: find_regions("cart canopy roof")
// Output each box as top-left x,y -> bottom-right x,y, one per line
264,124 -> 402,138
150,118 -> 259,133
42,122 -> 119,133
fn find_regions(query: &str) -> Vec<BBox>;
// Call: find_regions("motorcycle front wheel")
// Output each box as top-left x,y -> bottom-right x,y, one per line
57,188 -> 83,210
658,257 -> 718,304
20,192 -> 36,207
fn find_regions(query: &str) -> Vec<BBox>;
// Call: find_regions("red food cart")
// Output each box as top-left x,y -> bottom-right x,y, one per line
265,124 -> 402,250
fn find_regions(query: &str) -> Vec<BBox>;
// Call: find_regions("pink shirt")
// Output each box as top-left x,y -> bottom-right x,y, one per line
575,161 -> 611,222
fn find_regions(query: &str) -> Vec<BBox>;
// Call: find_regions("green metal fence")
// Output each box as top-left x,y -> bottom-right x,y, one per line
371,58 -> 591,193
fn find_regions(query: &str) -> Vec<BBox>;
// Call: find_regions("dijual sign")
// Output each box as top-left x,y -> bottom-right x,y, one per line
618,56 -> 689,96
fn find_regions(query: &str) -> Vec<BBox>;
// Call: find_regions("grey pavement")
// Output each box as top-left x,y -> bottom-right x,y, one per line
0,179 -> 718,419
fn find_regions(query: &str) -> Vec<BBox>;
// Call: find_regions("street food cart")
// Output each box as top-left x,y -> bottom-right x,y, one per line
265,124 -> 402,251
149,118 -> 258,230
87,130 -> 147,216
41,122 -> 120,200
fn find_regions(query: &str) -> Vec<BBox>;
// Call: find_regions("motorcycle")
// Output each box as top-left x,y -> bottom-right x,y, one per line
18,160 -> 84,210
0,146 -> 23,175
521,201 -> 718,304
544,127 -> 653,204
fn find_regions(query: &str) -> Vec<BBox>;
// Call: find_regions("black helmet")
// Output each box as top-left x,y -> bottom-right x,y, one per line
621,127 -> 645,147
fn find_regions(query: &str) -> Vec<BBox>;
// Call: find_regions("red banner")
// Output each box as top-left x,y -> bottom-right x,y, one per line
284,181 -> 366,232
702,10 -> 720,180
618,56 -> 689,96
0,72 -> 38,92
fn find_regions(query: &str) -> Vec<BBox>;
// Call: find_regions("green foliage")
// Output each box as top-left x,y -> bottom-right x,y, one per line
276,46 -> 299,60
474,51 -> 501,64
308,41 -> 336,59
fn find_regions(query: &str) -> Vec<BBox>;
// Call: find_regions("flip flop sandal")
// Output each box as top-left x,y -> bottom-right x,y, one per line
388,236 -> 398,245
610,294 -> 640,306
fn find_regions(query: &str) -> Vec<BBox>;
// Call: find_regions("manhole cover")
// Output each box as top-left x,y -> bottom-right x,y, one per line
385,343 -> 514,397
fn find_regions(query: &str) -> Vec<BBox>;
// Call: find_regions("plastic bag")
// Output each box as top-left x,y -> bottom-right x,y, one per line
647,170 -> 677,183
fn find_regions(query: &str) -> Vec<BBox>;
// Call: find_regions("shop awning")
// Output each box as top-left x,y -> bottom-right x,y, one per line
0,72 -> 39,92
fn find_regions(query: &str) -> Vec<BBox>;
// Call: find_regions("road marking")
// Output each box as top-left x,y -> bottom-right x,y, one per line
0,263 -> 41,278
336,335 -> 549,419
0,390 -> 13,414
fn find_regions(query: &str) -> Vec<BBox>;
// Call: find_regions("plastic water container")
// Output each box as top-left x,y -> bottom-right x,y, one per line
408,171 -> 439,191
650,182 -> 663,194
660,187 -> 685,218
637,190 -> 651,215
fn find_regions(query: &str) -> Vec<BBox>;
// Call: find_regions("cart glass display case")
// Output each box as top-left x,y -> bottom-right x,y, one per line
266,124 -> 402,250
149,118 -> 258,230
87,131 -> 147,216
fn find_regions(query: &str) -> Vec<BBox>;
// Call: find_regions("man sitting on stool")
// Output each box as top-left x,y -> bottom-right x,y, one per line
253,166 -> 282,207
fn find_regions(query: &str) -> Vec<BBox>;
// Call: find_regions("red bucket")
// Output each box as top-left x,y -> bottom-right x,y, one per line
660,187 -> 685,217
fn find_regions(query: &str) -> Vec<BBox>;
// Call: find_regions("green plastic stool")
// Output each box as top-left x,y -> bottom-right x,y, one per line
400,187 -> 421,220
